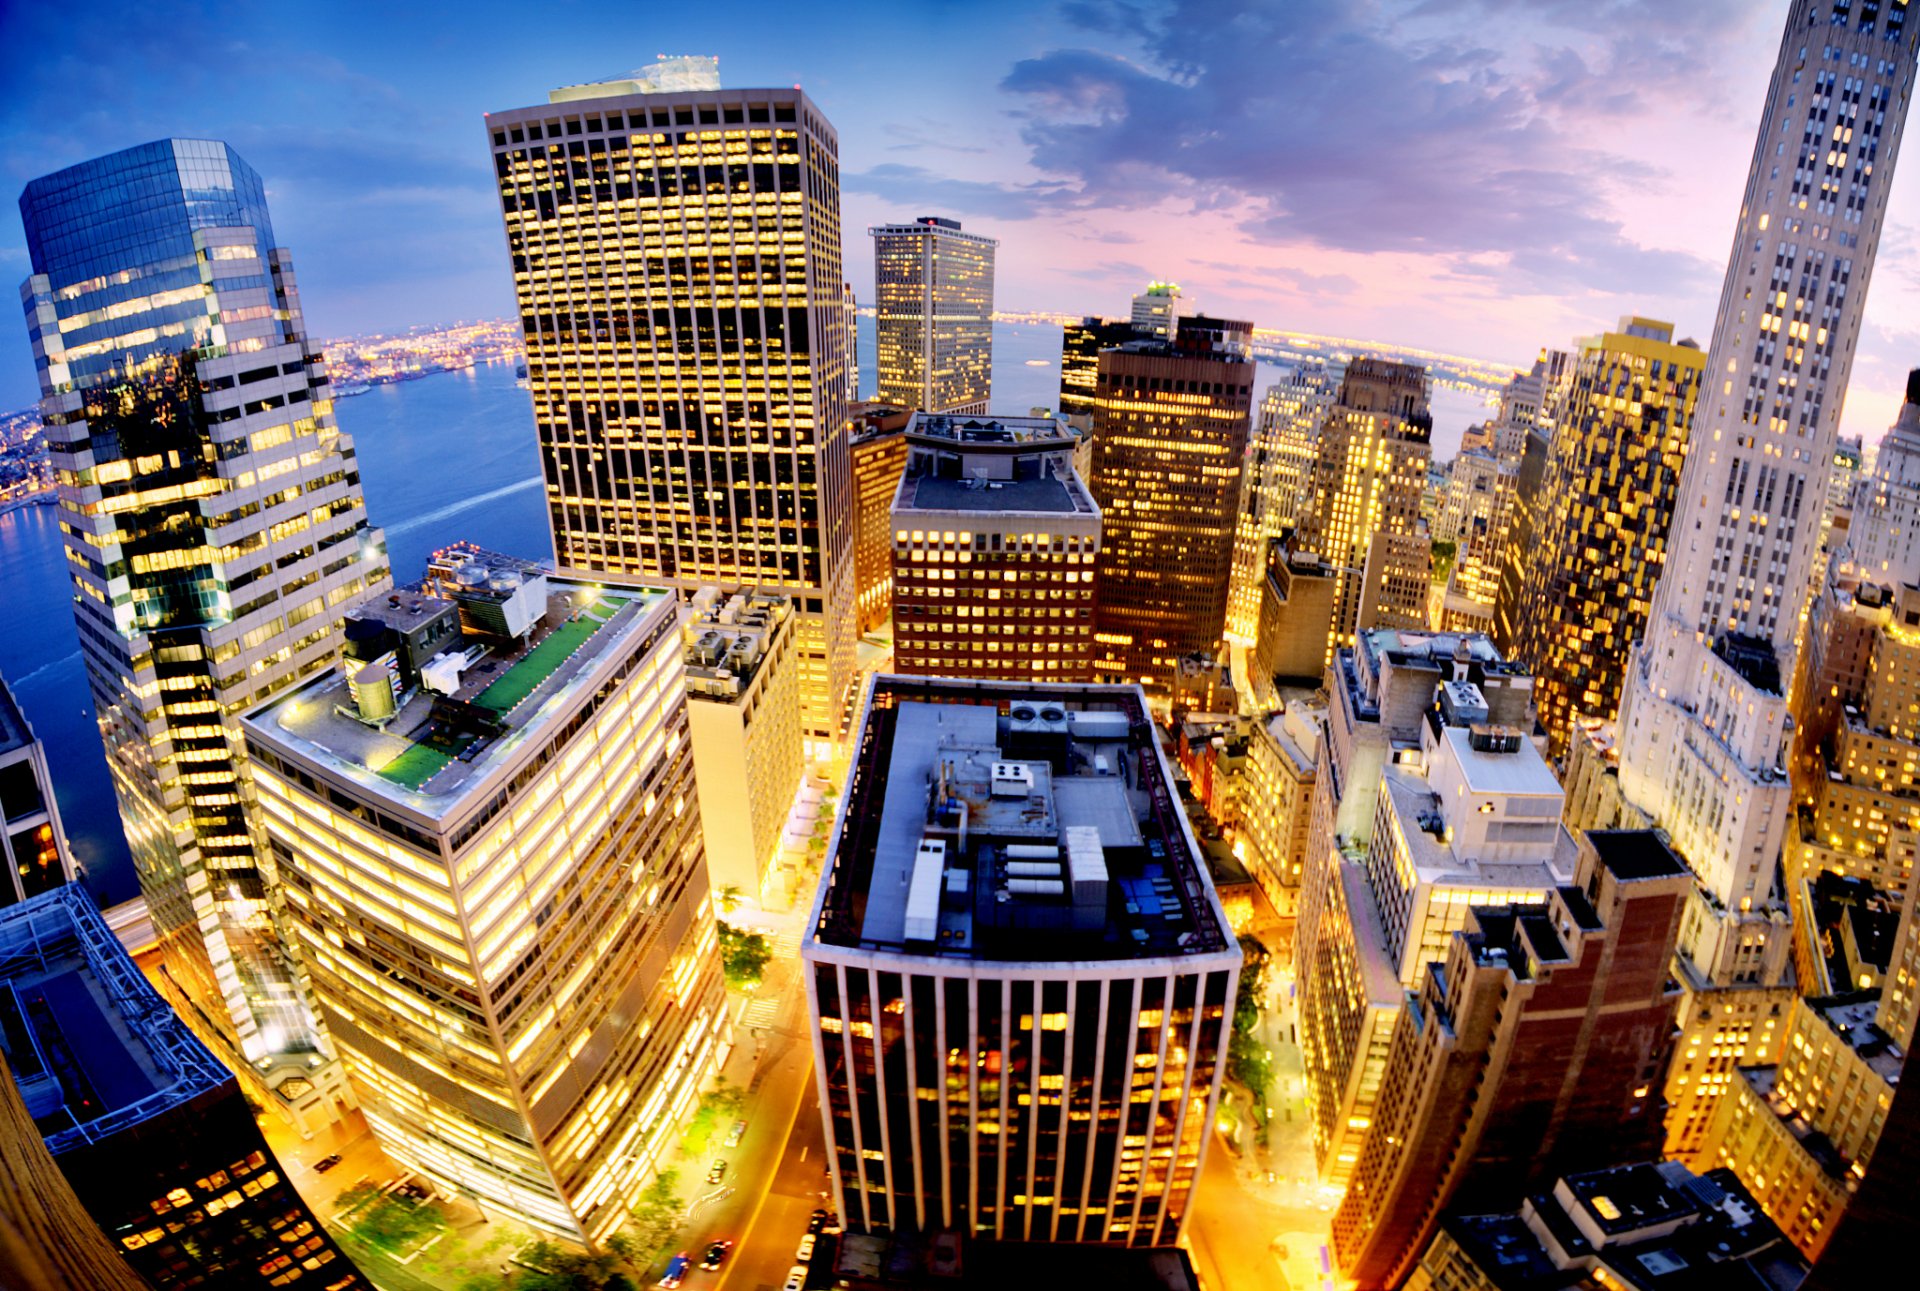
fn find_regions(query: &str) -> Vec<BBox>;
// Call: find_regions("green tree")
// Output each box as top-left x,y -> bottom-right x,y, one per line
1226,935 -> 1272,1143
717,921 -> 772,989
336,1184 -> 442,1251
715,884 -> 743,915
629,1168 -> 685,1260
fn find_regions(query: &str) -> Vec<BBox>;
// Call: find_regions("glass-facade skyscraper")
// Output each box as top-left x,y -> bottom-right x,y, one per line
485,81 -> 855,746
871,217 -> 997,415
17,140 -> 388,1128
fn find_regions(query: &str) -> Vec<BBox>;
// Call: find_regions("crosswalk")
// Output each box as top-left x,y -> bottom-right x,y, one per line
742,992 -> 781,1030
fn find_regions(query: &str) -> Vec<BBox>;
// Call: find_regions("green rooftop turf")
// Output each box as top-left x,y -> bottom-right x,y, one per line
377,743 -> 453,789
471,597 -> 628,716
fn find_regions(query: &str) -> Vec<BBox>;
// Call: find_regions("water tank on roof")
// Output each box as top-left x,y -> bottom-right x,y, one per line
488,571 -> 521,594
454,562 -> 487,587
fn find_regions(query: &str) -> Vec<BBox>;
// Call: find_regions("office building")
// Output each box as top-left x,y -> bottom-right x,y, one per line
1250,547 -> 1340,698
1841,370 -> 1920,585
1613,0 -> 1916,988
1505,319 -> 1703,758
890,412 -> 1100,682
1291,359 -> 1432,667
18,140 -> 388,1122
1698,992 -> 1903,1260
1298,675 -> 1568,1183
686,587 -> 806,908
1405,1162 -> 1805,1291
851,403 -> 915,635
0,1062 -> 148,1291
1130,282 -> 1191,340
1492,350 -> 1575,655
1430,448 -> 1515,634
846,281 -> 861,400
872,217 -> 997,415
1090,318 -> 1255,690
243,573 -> 725,1243
1058,316 -> 1136,424
1,677 -> 75,906
0,885 -> 367,1289
1238,696 -> 1320,915
1225,366 -> 1333,645
486,77 -> 855,746
805,676 -> 1241,1245
1331,830 -> 1692,1287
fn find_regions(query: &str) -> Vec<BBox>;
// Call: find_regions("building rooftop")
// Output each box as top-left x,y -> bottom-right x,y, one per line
1809,991 -> 1907,1084
1437,724 -> 1562,797
810,677 -> 1235,963
1379,770 -> 1568,890
245,580 -> 670,812
906,476 -> 1082,515
684,587 -> 790,702
0,886 -> 230,1155
1586,831 -> 1690,882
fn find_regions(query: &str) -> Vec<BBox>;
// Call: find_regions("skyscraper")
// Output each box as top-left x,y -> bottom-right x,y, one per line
890,412 -> 1100,682
1507,318 -> 1704,758
18,140 -> 388,1122
1090,317 -> 1255,690
1842,369 -> 1920,584
1,676 -> 76,906
1130,282 -> 1191,339
243,572 -> 724,1243
872,217 -> 998,415
1492,349 -> 1575,655
806,675 -> 1240,1245
1612,0 -> 1915,985
849,402 -> 915,636
1058,316 -> 1136,424
1225,366 -> 1333,645
0,885 -> 369,1289
486,79 -> 855,746
1331,830 -> 1692,1287
1291,359 -> 1432,666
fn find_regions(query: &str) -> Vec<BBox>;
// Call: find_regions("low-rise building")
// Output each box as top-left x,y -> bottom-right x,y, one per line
851,403 -> 915,636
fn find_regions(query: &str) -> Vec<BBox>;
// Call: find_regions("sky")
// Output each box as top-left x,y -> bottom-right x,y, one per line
2,0 -> 1917,439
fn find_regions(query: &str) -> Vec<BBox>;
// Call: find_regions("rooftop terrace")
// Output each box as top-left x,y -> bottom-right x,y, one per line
247,581 -> 669,811
811,677 -> 1233,963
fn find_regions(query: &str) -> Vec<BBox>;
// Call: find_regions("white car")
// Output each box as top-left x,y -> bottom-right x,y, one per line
783,1266 -> 808,1291
795,1233 -> 816,1262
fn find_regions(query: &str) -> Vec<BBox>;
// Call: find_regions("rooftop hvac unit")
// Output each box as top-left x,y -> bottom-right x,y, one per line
990,761 -> 1035,798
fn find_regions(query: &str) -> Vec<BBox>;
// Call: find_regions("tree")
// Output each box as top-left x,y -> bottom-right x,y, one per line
629,1168 -> 685,1259
717,921 -> 772,989
1226,935 -> 1272,1143
336,1184 -> 442,1251
715,884 -> 743,916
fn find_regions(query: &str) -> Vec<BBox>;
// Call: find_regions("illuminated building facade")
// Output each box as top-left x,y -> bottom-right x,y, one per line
1226,366 -> 1332,645
1299,678 -> 1566,1184
891,412 -> 1099,683
1431,445 -> 1516,634
485,81 -> 855,746
0,885 -> 367,1289
850,403 -> 914,636
1332,831 -> 1691,1288
1292,359 -> 1431,667
1129,282 -> 1190,340
243,580 -> 725,1243
1492,350 -> 1575,655
1,677 -> 75,906
806,676 -> 1241,1245
685,587 -> 805,908
1057,316 -> 1134,424
1239,697 -> 1320,913
1506,318 -> 1704,758
871,217 -> 997,415
1840,370 -> 1920,585
1698,992 -> 1902,1260
18,140 -> 387,1124
1612,0 -> 1916,997
1090,319 -> 1255,690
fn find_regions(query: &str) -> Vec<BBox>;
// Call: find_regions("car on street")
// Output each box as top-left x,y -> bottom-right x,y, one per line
661,1252 -> 691,1288
700,1240 -> 732,1271
808,1208 -> 829,1235
795,1233 -> 816,1263
782,1267 -> 808,1291
724,1119 -> 747,1147
707,1159 -> 727,1185
313,1154 -> 342,1173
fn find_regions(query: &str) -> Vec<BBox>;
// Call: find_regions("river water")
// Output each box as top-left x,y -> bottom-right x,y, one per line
0,320 -> 1480,903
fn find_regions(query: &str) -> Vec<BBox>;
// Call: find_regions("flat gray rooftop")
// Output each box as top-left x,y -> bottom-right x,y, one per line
906,476 -> 1082,515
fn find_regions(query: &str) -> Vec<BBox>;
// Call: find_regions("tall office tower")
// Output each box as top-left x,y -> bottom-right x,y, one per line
1817,432 -> 1865,585
1292,359 -> 1433,667
18,140 -> 388,1123
686,587 -> 806,908
243,577 -> 725,1243
805,676 -> 1241,1245
1841,370 -> 1920,583
850,403 -> 915,635
0,886 -> 369,1289
1090,318 -> 1255,690
891,412 -> 1100,682
872,217 -> 998,415
1058,316 -> 1135,424
1,677 -> 76,905
1130,281 -> 1191,339
1239,697 -> 1320,915
1331,830 -> 1692,1288
1404,1161 -> 1806,1291
1298,677 -> 1567,1184
845,281 -> 861,400
1225,367 -> 1333,646
1613,0 -> 1917,983
1697,991 -> 1902,1260
1492,350 -> 1576,653
486,79 -> 855,748
1430,447 -> 1516,634
1505,319 -> 1704,759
